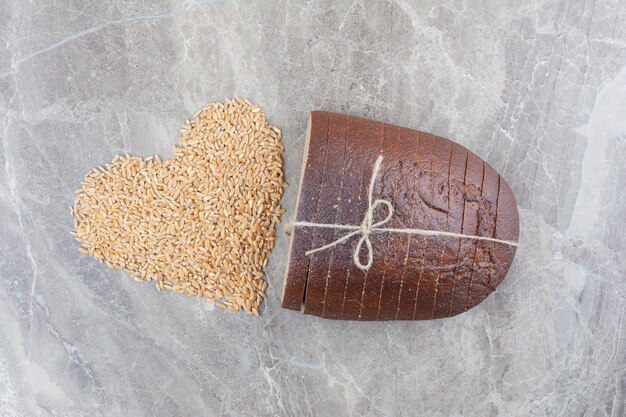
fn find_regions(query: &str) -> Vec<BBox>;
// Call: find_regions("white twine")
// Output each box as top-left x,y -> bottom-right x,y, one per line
294,156 -> 519,271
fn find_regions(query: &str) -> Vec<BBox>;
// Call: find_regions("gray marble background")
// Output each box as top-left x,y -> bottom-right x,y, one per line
1,1 -> 625,416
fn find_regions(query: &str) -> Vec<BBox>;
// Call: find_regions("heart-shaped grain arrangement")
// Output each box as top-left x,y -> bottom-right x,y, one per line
72,98 -> 286,314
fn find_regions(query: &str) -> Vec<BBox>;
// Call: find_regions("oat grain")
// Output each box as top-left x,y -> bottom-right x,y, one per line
72,98 -> 285,314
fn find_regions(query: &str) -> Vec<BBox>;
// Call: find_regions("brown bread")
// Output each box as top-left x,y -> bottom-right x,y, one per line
283,111 -> 519,320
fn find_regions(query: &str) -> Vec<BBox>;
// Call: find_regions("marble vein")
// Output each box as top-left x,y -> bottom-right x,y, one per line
0,0 -> 224,79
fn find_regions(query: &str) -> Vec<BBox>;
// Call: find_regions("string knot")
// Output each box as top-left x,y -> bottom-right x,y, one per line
352,197 -> 393,270
301,156 -> 391,271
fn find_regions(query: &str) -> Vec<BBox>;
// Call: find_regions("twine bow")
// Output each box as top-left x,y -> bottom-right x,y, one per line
294,155 -> 518,271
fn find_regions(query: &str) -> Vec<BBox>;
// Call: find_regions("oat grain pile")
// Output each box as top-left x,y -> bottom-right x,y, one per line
72,98 -> 285,315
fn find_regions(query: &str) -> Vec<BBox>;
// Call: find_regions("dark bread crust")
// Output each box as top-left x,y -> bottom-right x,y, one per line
283,111 -> 519,320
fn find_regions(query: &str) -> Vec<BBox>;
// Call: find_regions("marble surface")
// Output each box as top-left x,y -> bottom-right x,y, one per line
1,1 -> 625,416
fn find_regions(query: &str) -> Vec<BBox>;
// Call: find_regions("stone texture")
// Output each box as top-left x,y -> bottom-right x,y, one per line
0,1 -> 624,416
